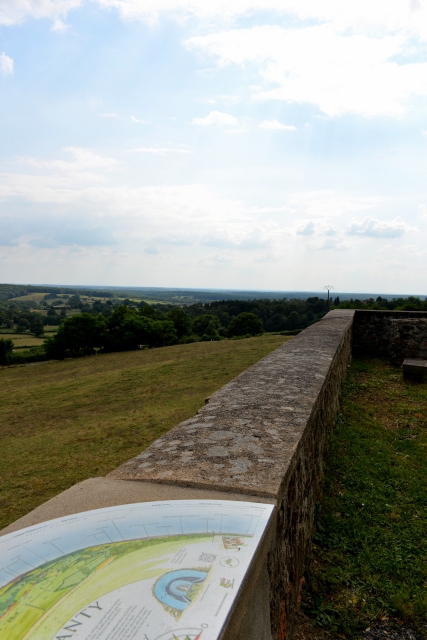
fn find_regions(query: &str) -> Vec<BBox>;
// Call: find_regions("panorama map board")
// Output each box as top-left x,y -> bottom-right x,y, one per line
0,500 -> 274,640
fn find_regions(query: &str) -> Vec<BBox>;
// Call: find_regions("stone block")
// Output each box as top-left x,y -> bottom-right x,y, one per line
402,358 -> 427,383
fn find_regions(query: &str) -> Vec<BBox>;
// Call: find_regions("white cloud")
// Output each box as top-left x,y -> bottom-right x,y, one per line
347,216 -> 417,238
305,236 -> 351,251
0,0 -> 82,26
288,191 -> 382,218
130,115 -> 147,123
51,18 -> 68,31
376,257 -> 408,269
0,52 -> 14,76
90,1 -> 427,41
259,120 -> 296,131
418,204 -> 427,220
29,146 -> 119,172
128,147 -> 193,154
192,110 -> 238,126
296,220 -> 315,235
376,244 -> 393,253
102,112 -> 119,118
200,224 -> 279,250
187,25 -> 427,117
3,0 -> 427,41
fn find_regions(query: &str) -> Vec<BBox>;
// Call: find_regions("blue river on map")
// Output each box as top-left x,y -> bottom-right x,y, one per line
153,569 -> 208,611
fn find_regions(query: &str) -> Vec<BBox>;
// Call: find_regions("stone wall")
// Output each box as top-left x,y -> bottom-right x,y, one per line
389,318 -> 427,365
110,309 -> 355,639
353,310 -> 427,357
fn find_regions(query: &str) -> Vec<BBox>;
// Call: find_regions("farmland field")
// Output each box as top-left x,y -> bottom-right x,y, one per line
0,334 -> 290,529
9,292 -> 48,303
0,333 -> 46,348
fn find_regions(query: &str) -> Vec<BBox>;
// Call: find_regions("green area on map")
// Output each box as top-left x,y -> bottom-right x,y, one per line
0,534 -> 209,640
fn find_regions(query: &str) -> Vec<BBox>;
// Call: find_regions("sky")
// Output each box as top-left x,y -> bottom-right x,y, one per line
0,1 -> 427,294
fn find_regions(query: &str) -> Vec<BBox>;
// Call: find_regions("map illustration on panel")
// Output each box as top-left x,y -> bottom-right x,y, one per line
0,500 -> 274,640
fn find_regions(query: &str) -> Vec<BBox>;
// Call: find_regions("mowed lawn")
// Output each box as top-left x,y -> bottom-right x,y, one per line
0,335 -> 289,529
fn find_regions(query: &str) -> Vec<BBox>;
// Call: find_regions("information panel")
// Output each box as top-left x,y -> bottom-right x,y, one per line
0,500 -> 274,640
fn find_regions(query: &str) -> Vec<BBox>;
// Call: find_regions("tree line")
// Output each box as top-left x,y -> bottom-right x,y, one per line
2,294 -> 427,365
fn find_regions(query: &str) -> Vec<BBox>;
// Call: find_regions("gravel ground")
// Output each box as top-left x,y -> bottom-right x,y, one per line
361,620 -> 426,640
294,614 -> 426,640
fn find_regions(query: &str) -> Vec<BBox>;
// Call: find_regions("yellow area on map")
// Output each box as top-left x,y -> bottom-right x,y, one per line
0,535 -> 210,640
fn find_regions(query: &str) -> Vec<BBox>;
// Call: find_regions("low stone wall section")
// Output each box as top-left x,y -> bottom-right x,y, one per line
389,318 -> 427,365
111,309 -> 355,639
353,310 -> 427,357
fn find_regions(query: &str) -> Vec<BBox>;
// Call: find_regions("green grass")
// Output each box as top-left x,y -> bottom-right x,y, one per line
0,335 -> 289,530
303,358 -> 427,637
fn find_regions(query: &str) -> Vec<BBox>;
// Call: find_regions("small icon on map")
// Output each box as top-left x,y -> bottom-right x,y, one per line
220,556 -> 239,568
153,569 -> 209,617
199,552 -> 217,562
154,625 -> 207,640
220,578 -> 235,589
221,536 -> 243,550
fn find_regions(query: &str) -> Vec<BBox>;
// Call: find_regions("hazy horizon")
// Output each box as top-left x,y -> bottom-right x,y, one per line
3,281 -> 425,301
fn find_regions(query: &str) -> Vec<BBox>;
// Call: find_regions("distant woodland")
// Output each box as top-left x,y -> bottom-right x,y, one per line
0,282 -> 426,364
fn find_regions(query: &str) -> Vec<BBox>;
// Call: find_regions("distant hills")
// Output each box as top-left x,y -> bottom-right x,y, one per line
0,283 -> 424,304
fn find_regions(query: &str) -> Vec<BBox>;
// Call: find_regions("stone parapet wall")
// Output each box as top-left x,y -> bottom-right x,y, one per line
389,318 -> 427,365
353,310 -> 427,357
111,310 -> 355,639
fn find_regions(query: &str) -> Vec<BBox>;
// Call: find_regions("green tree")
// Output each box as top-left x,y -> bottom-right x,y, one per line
285,311 -> 301,330
32,317 -> 45,337
192,314 -> 222,338
0,339 -> 13,366
16,318 -> 30,333
105,306 -> 177,351
165,308 -> 193,338
227,312 -> 263,337
264,314 -> 286,332
139,305 -> 158,319
45,313 -> 107,359
0,311 -> 10,327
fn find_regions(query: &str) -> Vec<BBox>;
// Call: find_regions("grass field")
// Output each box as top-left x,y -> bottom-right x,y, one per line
303,358 -> 427,637
0,334 -> 289,530
0,333 -> 46,348
9,292 -> 48,302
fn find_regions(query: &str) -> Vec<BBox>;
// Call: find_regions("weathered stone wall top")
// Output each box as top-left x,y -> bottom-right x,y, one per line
110,310 -> 355,498
353,310 -> 427,356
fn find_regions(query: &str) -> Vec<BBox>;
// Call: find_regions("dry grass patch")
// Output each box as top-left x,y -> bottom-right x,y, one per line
9,293 -> 48,303
0,333 -> 46,348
